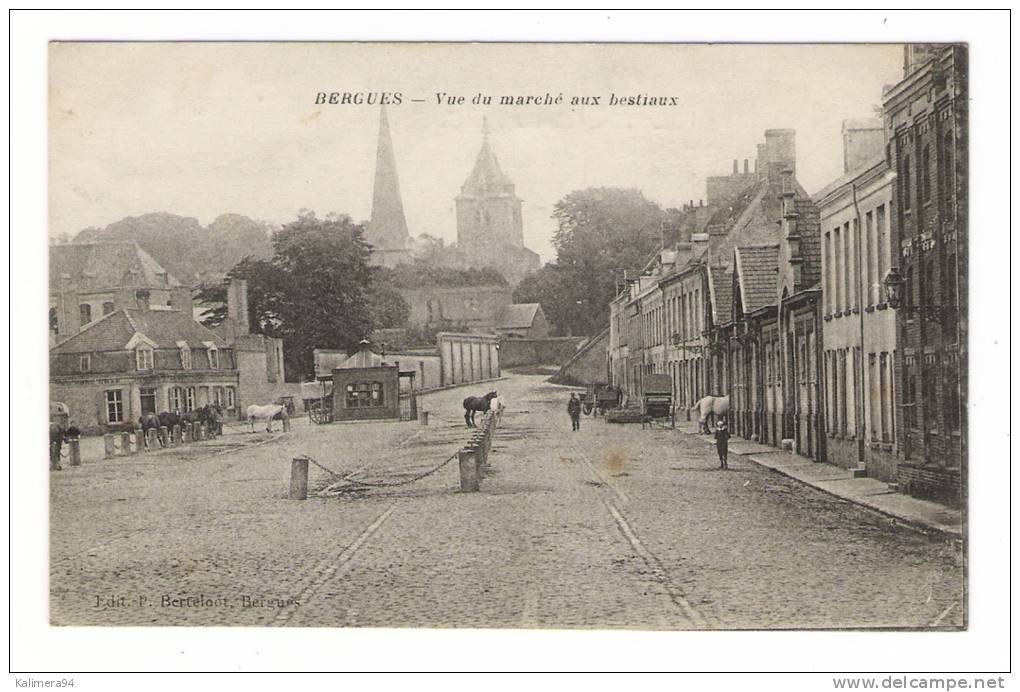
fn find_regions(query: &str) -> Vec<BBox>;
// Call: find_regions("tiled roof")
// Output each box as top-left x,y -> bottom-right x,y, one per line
497,303 -> 541,329
338,345 -> 386,369
708,265 -> 734,324
51,308 -> 227,355
459,137 -> 512,197
50,242 -> 182,292
734,245 -> 780,314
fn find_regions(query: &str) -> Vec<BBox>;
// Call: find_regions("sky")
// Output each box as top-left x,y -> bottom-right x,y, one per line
49,42 -> 904,263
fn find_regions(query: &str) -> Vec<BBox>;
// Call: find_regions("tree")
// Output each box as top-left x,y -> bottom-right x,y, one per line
203,211 -> 376,381
365,279 -> 410,330
527,187 -> 666,336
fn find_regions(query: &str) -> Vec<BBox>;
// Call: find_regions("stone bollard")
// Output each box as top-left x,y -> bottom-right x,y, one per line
104,434 -> 116,459
135,430 -> 145,454
68,438 -> 81,467
172,424 -> 182,446
146,428 -> 158,450
198,423 -> 207,441
121,431 -> 133,455
181,424 -> 191,444
458,448 -> 479,492
289,457 -> 309,500
420,411 -> 429,426
159,426 -> 169,448
190,422 -> 199,441
282,416 -> 291,433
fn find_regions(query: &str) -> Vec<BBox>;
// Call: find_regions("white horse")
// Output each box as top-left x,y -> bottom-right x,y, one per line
246,404 -> 288,433
691,395 -> 730,434
489,395 -> 506,422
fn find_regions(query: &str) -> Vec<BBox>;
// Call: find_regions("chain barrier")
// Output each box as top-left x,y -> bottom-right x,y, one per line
298,451 -> 460,490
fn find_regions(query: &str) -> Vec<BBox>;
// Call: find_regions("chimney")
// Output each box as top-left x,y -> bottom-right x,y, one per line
780,169 -> 804,289
226,278 -> 251,335
743,159 -> 749,174
841,118 -> 884,174
763,129 -> 796,181
732,159 -> 738,175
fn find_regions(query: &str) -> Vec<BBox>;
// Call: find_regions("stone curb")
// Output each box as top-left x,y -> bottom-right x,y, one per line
677,427 -> 962,541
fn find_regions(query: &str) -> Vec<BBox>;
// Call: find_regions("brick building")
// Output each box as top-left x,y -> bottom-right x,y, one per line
882,44 -> 967,505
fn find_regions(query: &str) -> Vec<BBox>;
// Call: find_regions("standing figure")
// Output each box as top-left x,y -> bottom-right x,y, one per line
714,419 -> 730,469
49,422 -> 65,471
567,393 -> 582,432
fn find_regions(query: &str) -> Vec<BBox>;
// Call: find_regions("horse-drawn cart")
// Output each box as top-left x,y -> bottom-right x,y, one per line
582,383 -> 621,416
641,373 -> 674,428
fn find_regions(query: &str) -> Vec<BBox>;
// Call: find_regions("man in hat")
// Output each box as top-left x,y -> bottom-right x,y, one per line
567,393 -> 582,432
714,419 -> 730,469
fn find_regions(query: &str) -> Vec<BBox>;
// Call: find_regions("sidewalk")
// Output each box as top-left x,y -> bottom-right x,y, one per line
674,420 -> 962,540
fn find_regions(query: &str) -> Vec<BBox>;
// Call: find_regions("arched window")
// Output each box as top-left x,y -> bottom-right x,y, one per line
901,154 -> 911,211
79,303 -> 92,326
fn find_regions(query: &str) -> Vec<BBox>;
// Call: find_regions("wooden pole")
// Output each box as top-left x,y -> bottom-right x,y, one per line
458,449 -> 479,492
289,457 -> 309,500
68,439 -> 81,467
103,434 -> 116,459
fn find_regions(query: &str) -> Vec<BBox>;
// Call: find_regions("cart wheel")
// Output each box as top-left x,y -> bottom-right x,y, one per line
583,403 -> 594,416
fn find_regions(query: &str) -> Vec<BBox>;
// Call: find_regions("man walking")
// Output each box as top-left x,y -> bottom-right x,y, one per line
714,419 -> 730,469
567,393 -> 582,432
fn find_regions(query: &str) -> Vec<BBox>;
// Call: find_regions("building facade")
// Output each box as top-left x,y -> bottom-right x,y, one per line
50,309 -> 239,434
882,44 -> 967,505
815,120 -> 899,482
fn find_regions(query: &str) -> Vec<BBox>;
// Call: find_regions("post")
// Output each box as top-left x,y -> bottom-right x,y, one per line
420,410 -> 429,426
198,423 -> 207,440
458,448 -> 479,492
191,422 -> 200,441
289,457 -> 309,500
172,424 -> 182,446
135,429 -> 145,453
282,415 -> 291,432
159,426 -> 169,447
146,428 -> 158,450
104,434 -> 116,459
68,438 -> 81,466
121,431 -> 134,455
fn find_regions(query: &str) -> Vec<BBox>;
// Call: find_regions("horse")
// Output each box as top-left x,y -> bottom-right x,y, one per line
246,403 -> 288,433
462,391 -> 498,428
489,395 -> 506,423
691,395 -> 730,434
139,413 -> 164,448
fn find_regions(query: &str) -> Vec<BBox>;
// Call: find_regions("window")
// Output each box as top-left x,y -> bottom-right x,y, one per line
868,353 -> 879,441
902,154 -> 911,211
105,390 -> 124,423
904,368 -> 917,431
824,232 -> 833,314
876,205 -> 888,302
80,354 -> 91,372
921,145 -> 931,203
50,307 -> 59,333
169,387 -> 184,412
944,365 -> 960,432
833,226 -> 842,312
79,303 -> 92,326
843,222 -> 852,311
207,347 -> 219,369
904,267 -> 914,315
865,210 -> 875,307
346,381 -> 385,408
136,346 -> 154,371
922,366 -> 938,434
226,387 -> 236,409
102,301 -> 115,316
140,387 -> 157,416
180,346 -> 192,369
942,132 -> 953,197
880,353 -> 892,443
184,387 -> 196,412
850,218 -> 859,310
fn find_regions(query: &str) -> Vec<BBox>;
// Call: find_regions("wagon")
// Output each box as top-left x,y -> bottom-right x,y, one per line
641,374 -> 674,428
582,383 -> 620,416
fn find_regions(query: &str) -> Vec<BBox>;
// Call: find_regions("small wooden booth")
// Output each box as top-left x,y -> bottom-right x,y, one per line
315,340 -> 418,423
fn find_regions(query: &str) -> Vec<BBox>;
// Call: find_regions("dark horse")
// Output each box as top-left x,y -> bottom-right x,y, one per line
462,391 -> 498,428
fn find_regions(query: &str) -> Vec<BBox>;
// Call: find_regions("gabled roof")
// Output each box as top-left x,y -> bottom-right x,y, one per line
707,265 -> 734,325
733,245 -> 780,314
496,303 -> 542,329
50,242 -> 182,292
337,345 -> 386,369
51,308 -> 228,355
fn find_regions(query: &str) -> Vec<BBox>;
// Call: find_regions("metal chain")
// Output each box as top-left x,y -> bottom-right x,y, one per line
298,451 -> 460,489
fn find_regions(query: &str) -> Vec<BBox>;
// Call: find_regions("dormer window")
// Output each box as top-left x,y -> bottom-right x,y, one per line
177,341 -> 192,369
203,341 -> 219,369
136,345 -> 154,371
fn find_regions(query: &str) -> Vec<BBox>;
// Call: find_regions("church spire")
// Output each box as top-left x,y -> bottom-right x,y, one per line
367,104 -> 411,251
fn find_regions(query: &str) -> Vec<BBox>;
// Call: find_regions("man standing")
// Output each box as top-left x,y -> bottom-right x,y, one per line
49,422 -> 65,471
714,419 -> 730,469
567,393 -> 582,432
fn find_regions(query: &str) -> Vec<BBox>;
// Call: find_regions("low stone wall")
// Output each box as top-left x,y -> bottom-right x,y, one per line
897,463 -> 963,508
499,337 -> 586,368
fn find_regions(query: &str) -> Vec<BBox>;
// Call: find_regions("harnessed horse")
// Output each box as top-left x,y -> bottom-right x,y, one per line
462,391 -> 497,428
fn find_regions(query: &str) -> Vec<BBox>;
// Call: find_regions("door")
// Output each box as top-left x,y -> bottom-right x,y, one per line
140,387 -> 157,416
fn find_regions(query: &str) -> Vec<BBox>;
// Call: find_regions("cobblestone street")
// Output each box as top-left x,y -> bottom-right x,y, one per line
50,374 -> 964,629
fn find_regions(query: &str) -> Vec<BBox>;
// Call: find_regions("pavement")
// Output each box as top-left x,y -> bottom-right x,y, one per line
673,420 -> 963,540
50,373 -> 965,629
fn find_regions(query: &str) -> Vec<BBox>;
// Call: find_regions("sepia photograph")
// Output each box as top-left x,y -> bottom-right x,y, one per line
11,9 -> 1011,679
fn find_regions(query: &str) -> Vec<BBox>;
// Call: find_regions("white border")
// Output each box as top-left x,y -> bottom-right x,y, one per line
8,9 -> 1013,679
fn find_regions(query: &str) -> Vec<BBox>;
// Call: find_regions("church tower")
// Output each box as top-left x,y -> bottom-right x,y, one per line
455,119 -> 538,284
456,118 -> 526,250
366,105 -> 413,267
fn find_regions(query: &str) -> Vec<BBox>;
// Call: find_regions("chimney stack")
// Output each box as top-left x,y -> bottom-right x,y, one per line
763,129 -> 796,181
841,118 -> 885,174
743,159 -> 749,174
226,278 -> 251,335
732,160 -> 738,175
